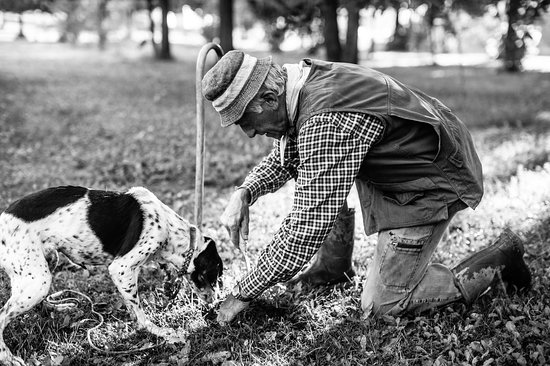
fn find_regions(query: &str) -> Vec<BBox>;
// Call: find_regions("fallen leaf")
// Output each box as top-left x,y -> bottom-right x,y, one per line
201,351 -> 231,365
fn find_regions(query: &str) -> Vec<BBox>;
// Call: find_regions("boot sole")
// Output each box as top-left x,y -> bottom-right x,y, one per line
498,229 -> 532,291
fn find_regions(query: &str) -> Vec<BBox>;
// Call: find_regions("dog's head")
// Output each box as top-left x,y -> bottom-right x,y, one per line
188,236 -> 223,303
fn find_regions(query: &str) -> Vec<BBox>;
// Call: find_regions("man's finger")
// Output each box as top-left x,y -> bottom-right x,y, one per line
230,227 -> 240,246
240,215 -> 249,241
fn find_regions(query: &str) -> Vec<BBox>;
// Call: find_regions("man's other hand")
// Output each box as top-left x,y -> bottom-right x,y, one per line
220,188 -> 251,247
216,293 -> 250,325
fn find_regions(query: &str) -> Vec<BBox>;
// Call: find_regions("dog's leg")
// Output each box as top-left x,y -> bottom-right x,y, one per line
108,252 -> 183,341
0,241 -> 52,366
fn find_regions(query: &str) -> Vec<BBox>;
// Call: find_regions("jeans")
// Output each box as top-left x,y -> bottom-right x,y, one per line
361,211 -> 464,317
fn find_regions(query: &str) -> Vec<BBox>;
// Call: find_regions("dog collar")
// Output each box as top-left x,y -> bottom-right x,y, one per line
181,247 -> 194,274
164,248 -> 195,300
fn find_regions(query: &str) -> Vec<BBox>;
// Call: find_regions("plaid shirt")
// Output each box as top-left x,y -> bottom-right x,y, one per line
238,112 -> 384,299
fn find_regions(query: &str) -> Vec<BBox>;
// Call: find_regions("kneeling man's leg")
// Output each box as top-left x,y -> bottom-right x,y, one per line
361,217 -> 461,317
361,221 -> 532,317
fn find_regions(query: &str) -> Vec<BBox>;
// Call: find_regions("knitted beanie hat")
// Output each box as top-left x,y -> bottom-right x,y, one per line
202,50 -> 272,127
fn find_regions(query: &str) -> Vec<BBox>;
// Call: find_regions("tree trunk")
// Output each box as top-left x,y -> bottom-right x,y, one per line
158,0 -> 172,60
425,5 -> 437,66
322,0 -> 342,61
147,0 -> 158,57
503,0 -> 523,72
219,0 -> 233,52
343,1 -> 360,64
17,13 -> 25,39
387,4 -> 408,51
97,0 -> 108,50
58,1 -> 80,44
125,8 -> 133,41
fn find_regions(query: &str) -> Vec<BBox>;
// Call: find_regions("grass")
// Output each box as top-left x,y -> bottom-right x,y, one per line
0,41 -> 549,365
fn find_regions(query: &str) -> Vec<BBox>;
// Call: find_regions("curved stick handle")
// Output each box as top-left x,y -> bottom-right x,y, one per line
195,43 -> 224,228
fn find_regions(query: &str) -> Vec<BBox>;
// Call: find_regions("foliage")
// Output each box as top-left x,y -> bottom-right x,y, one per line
0,43 -> 549,365
499,0 -> 550,72
0,0 -> 52,39
246,0 -> 377,61
0,0 -> 51,13
247,0 -> 321,51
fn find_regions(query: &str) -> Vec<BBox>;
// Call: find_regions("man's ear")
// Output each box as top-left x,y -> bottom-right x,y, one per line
261,90 -> 279,110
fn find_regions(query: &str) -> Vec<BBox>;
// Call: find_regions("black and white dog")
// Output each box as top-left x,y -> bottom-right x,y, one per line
0,186 -> 223,366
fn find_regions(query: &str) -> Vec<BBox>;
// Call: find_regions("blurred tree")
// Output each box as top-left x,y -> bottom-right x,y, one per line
158,0 -> 172,59
342,0 -> 372,63
409,0 -> 493,63
97,0 -> 109,50
54,0 -> 83,43
247,0 -> 319,52
386,0 -> 409,51
500,0 -> 550,71
248,0 -> 369,63
0,0 -> 52,39
323,0 -> 375,63
134,0 -> 186,60
321,0 -> 342,60
412,0 -> 549,71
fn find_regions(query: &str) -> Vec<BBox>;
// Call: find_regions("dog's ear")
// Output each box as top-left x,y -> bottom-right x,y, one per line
190,236 -> 223,289
203,236 -> 215,253
203,237 -> 223,277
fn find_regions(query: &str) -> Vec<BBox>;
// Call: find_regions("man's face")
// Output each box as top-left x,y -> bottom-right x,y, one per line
236,91 -> 288,139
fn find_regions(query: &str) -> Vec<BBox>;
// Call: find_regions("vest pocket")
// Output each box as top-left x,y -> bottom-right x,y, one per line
383,191 -> 424,206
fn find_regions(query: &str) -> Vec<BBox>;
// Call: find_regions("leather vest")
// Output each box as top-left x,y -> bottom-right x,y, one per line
295,59 -> 483,234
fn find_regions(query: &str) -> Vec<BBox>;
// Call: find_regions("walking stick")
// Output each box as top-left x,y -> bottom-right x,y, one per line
195,43 -> 224,229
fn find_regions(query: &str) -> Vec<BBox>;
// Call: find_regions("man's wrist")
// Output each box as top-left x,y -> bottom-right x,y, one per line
231,284 -> 253,302
235,186 -> 252,205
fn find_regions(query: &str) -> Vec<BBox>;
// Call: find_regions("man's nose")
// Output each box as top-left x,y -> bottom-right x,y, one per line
241,126 -> 256,138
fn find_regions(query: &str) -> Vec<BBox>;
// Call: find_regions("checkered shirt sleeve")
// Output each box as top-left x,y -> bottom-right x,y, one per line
239,112 -> 384,299
240,135 -> 300,204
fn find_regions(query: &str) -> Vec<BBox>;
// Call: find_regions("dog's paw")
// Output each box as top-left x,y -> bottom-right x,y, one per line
150,326 -> 188,344
162,332 -> 188,344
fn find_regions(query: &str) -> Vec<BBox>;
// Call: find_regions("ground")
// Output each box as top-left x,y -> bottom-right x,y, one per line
0,41 -> 549,366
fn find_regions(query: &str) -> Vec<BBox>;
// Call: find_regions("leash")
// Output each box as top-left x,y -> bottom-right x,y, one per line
45,290 -> 167,355
43,243 -> 196,353
164,247 -> 195,300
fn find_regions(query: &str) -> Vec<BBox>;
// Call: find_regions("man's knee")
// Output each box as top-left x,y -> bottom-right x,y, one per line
361,293 -> 407,318
361,274 -> 408,318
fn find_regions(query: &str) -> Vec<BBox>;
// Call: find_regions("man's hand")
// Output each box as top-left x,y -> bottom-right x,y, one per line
216,293 -> 250,325
220,188 -> 251,247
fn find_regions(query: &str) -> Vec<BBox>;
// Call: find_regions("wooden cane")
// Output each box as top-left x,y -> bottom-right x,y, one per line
195,43 -> 224,229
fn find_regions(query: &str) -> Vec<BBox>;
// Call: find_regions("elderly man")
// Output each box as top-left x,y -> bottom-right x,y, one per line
202,50 -> 532,324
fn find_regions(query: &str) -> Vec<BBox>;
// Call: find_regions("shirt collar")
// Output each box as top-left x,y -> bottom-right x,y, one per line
283,60 -> 311,129
278,61 -> 310,165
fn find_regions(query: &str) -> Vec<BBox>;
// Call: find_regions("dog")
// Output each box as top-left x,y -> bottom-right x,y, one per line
0,186 -> 223,366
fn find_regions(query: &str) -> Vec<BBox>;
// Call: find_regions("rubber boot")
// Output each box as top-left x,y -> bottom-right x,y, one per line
452,228 -> 531,304
295,201 -> 356,286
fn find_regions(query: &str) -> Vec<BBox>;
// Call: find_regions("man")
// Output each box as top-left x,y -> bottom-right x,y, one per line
201,50 -> 532,324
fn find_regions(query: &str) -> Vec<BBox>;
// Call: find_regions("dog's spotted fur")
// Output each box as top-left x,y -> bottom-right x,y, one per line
0,186 -> 222,366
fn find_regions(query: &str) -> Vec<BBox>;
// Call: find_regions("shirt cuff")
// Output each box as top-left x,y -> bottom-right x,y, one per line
232,284 -> 254,302
237,182 -> 262,205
